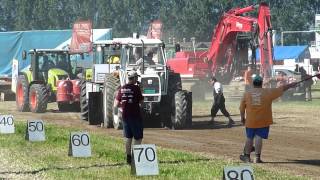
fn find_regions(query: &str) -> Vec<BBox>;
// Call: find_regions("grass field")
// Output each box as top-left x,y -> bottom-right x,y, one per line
0,122 -> 308,180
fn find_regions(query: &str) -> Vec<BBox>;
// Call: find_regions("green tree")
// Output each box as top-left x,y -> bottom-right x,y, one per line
0,0 -> 16,31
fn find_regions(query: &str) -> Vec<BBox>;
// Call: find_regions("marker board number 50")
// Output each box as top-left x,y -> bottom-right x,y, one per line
28,121 -> 44,132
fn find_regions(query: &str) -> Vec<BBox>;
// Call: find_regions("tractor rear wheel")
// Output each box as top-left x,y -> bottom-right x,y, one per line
29,84 -> 48,113
80,80 -> 89,121
171,90 -> 188,129
16,75 -> 30,112
162,72 -> 183,128
103,74 -> 122,130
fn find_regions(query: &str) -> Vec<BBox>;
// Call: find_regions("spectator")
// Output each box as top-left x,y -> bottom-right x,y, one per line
299,67 -> 312,101
244,66 -> 253,91
239,75 -> 297,163
114,70 -> 144,164
276,72 -> 288,101
294,64 -> 299,73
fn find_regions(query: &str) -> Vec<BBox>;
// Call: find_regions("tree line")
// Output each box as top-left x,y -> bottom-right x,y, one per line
0,0 -> 319,45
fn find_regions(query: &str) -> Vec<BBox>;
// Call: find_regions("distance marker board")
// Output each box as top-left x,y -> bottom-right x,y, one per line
0,115 -> 14,134
223,165 -> 254,180
68,132 -> 91,157
132,144 -> 159,176
25,120 -> 45,141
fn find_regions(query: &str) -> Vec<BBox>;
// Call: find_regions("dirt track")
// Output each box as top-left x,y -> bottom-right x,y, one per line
2,101 -> 320,179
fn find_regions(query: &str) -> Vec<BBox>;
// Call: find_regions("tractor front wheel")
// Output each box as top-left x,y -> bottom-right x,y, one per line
171,90 -> 188,129
104,74 -> 122,130
16,75 -> 30,112
80,80 -> 89,121
29,84 -> 49,113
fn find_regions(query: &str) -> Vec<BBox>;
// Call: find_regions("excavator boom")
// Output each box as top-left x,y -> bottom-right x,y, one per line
207,2 -> 273,83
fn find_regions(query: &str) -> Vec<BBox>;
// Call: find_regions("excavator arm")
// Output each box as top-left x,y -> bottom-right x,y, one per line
207,2 -> 273,83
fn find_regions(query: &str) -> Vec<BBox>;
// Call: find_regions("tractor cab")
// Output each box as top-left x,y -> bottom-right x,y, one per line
94,38 -> 167,102
26,49 -> 73,87
117,38 -> 168,102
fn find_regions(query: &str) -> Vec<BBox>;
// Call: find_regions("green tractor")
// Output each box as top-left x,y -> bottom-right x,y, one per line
16,49 -> 81,113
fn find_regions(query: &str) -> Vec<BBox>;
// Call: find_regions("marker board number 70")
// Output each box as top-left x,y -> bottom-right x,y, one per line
133,147 -> 156,162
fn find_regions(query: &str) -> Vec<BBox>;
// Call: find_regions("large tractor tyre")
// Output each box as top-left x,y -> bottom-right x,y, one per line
103,80 -> 113,128
29,84 -> 49,113
171,90 -> 188,129
80,80 -> 89,121
104,74 -> 122,130
16,75 -> 30,112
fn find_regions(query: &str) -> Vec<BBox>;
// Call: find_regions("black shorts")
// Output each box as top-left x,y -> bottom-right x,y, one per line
123,117 -> 143,139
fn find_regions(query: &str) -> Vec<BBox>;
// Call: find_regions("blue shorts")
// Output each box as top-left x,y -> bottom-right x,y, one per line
246,127 -> 270,139
123,117 -> 143,139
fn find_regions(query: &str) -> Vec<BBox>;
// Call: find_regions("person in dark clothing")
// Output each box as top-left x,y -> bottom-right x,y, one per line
114,70 -> 144,164
294,64 -> 299,72
209,77 -> 235,127
299,67 -> 312,101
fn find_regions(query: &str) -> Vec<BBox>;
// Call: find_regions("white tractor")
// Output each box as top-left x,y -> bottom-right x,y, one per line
81,38 -> 192,129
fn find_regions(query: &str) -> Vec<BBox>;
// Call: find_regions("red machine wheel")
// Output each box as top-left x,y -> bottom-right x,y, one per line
29,84 -> 49,113
16,75 -> 30,112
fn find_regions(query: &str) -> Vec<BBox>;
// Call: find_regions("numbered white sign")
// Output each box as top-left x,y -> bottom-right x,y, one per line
0,115 -> 15,134
223,166 -> 254,180
68,132 -> 91,157
25,120 -> 45,141
132,144 -> 159,176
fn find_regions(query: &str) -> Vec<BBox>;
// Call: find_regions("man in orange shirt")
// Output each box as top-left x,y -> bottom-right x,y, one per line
239,75 -> 297,163
244,66 -> 253,91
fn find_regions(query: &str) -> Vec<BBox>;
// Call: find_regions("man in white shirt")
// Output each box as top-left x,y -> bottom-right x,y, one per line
209,77 -> 235,127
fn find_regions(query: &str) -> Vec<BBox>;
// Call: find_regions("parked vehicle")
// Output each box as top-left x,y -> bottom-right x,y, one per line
16,49 -> 81,113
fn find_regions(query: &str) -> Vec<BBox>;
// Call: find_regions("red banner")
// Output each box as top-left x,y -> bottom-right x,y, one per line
69,20 -> 93,54
147,20 -> 163,39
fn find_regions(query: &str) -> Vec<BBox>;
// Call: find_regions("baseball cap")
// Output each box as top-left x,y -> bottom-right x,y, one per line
128,71 -> 139,78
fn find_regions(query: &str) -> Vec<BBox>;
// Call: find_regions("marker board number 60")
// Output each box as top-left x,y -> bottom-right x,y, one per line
0,116 -> 13,126
28,121 -> 44,132
134,147 -> 156,162
72,134 -> 90,146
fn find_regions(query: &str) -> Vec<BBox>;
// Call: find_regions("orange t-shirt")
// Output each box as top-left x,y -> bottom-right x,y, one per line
244,70 -> 253,85
239,87 -> 283,128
